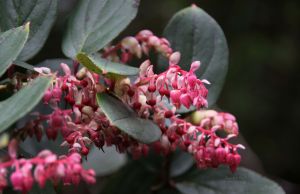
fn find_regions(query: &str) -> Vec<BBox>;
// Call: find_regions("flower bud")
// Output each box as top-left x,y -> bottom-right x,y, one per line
169,52 -> 181,66
10,171 -> 23,191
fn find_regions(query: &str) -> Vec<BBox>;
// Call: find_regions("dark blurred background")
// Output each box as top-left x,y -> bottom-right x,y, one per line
29,0 -> 300,193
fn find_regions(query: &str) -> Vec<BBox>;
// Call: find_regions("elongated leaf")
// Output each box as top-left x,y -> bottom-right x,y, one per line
170,151 -> 194,178
0,0 -> 58,61
158,5 -> 229,107
0,76 -> 52,133
62,0 -> 140,59
101,161 -> 156,194
0,24 -> 29,77
77,52 -> 139,76
13,60 -> 35,71
83,146 -> 127,176
96,93 -> 161,144
176,166 -> 285,194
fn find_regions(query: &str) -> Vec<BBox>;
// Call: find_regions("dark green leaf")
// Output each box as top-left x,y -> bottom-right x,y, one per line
0,76 -> 52,133
170,151 -> 194,178
62,0 -> 140,59
0,0 -> 58,61
76,52 -> 139,76
101,160 -> 180,194
0,24 -> 29,77
101,161 -> 156,194
176,166 -> 285,194
158,5 -> 229,107
13,60 -> 35,71
28,182 -> 57,194
96,93 -> 161,144
83,146 -> 127,176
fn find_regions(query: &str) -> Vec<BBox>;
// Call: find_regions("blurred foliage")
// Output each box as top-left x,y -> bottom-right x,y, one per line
28,0 -> 300,186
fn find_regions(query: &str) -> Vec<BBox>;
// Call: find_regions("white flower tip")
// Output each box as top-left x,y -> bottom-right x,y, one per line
202,79 -> 211,85
237,144 -> 246,150
169,52 -> 181,65
190,61 -> 201,72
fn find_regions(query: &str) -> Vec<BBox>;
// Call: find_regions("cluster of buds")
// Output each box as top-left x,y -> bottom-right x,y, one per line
115,51 -> 243,171
103,30 -> 173,63
0,140 -> 95,192
190,110 -> 239,135
7,30 -> 244,193
17,62 -> 148,157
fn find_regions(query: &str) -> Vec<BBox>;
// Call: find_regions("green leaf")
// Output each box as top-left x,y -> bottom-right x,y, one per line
170,151 -> 194,178
28,182 -> 57,194
0,24 -> 29,77
158,5 -> 229,107
13,60 -> 35,71
176,166 -> 285,194
0,0 -> 58,61
62,0 -> 140,59
101,160 -> 180,194
96,93 -> 161,144
101,161 -> 157,194
76,52 -> 139,76
0,76 -> 52,133
83,146 -> 127,176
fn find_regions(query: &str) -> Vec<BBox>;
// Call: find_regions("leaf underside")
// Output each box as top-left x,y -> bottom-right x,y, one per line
0,76 -> 52,133
0,24 -> 29,77
62,0 -> 140,59
158,5 -> 229,107
96,93 -> 161,144
0,0 -> 58,61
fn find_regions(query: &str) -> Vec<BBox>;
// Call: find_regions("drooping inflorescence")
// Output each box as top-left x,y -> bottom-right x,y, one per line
1,30 -> 244,192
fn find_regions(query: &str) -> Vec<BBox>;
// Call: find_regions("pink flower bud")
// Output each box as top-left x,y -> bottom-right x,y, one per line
34,165 -> 46,187
169,52 -> 181,66
56,163 -> 65,177
215,147 -> 227,163
60,63 -> 71,76
180,94 -> 192,109
46,127 -> 58,140
23,174 -> 34,192
52,87 -> 62,100
187,75 -> 197,88
8,139 -> 18,159
121,37 -> 139,52
10,171 -> 23,191
148,36 -> 160,47
137,30 -> 153,40
190,61 -> 201,72
43,89 -> 52,103
170,90 -> 181,106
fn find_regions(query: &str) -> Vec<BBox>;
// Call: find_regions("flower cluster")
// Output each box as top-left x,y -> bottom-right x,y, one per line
4,30 -> 244,192
115,52 -> 243,172
103,29 -> 173,63
0,140 -> 95,192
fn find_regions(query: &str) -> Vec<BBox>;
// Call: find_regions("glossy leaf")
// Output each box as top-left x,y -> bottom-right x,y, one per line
101,161 -> 156,194
101,160 -> 180,194
83,146 -> 127,176
0,76 -> 52,133
96,93 -> 161,144
176,166 -> 285,194
76,52 -> 139,76
13,60 -> 35,71
158,5 -> 229,107
28,182 -> 57,194
62,0 -> 140,59
170,151 -> 194,178
0,0 -> 58,61
0,24 -> 29,77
